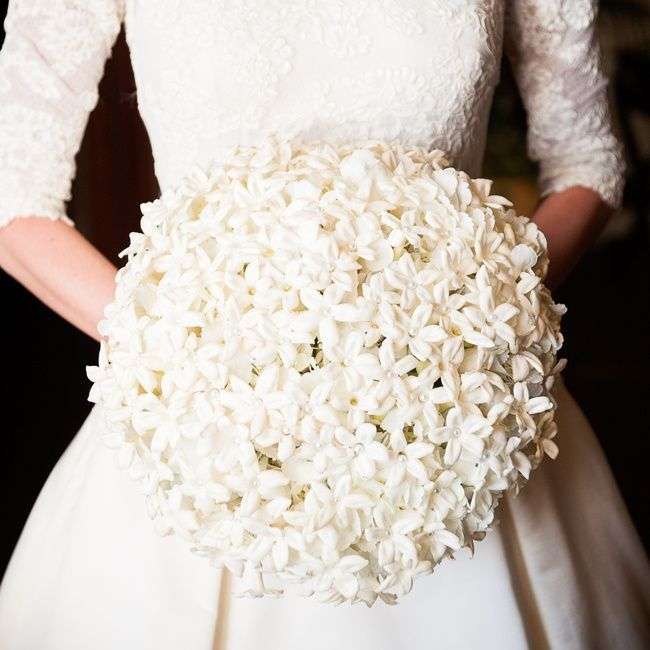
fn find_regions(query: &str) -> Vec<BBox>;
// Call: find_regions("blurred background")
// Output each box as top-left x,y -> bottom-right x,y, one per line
0,1 -> 648,574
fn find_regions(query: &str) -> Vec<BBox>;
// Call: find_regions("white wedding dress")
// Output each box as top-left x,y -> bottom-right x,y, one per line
0,1 -> 648,648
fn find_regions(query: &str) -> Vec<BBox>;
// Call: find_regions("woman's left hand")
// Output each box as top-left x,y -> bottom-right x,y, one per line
531,186 -> 614,290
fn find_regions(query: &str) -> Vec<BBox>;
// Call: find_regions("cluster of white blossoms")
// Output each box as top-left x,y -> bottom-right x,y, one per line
88,138 -> 566,606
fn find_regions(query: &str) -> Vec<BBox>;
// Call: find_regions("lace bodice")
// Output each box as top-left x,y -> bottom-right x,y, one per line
0,0 -> 625,229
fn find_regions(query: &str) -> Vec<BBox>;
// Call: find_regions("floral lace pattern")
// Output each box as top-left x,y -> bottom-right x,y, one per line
0,0 -> 123,225
0,0 -> 625,228
127,0 -> 504,191
505,0 -> 625,206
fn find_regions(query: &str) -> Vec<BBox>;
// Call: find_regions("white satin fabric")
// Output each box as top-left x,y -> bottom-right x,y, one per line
0,381 -> 647,649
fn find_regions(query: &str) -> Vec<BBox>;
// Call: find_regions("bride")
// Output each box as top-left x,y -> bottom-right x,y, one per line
0,1 -> 648,648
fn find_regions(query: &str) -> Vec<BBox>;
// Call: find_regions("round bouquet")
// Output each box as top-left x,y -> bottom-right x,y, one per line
88,138 -> 565,606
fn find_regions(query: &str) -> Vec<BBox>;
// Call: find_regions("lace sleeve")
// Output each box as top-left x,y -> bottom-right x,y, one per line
504,0 -> 626,208
0,0 -> 124,228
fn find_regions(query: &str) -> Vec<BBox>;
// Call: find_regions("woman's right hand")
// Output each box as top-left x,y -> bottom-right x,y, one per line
0,216 -> 117,342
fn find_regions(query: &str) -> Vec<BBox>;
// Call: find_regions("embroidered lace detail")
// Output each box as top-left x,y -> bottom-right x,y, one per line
126,0 -> 504,190
0,0 -> 625,229
0,0 -> 123,227
505,0 -> 625,207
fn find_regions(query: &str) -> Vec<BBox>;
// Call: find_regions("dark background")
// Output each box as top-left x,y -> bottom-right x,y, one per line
1,1 -> 648,575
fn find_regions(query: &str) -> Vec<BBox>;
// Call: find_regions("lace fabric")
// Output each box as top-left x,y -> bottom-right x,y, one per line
0,0 -> 625,229
0,0 -> 124,226
505,0 -> 625,206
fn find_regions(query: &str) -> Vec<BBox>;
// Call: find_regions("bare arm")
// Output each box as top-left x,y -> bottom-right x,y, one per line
531,186 -> 612,290
0,218 -> 116,341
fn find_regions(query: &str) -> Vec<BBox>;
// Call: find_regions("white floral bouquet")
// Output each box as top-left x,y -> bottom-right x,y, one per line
88,138 -> 565,606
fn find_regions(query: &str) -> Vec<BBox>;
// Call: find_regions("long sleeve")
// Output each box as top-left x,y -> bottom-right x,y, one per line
505,0 -> 626,208
0,0 -> 124,228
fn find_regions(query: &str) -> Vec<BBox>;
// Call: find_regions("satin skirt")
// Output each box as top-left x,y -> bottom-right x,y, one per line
0,379 -> 648,650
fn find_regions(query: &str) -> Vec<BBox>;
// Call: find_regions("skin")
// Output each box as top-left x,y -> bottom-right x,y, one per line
531,186 -> 613,290
0,185 -> 612,342
0,217 -> 116,341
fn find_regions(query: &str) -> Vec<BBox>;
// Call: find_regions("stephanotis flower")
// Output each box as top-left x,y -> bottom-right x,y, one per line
88,137 -> 565,607
429,406 -> 493,466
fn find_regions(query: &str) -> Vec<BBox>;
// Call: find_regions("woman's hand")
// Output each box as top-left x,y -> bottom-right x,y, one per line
531,186 -> 614,290
0,217 -> 117,342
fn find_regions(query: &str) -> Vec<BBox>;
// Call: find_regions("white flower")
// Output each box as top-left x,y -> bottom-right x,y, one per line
335,423 -> 389,480
384,209 -> 423,249
219,369 -> 290,439
505,381 -> 553,440
430,407 -> 492,466
88,137 -> 565,606
384,252 -> 436,309
328,331 -> 380,389
429,369 -> 491,413
406,303 -> 449,361
372,338 -> 419,405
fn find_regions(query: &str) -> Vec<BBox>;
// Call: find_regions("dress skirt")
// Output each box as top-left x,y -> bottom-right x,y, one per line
0,379 -> 648,650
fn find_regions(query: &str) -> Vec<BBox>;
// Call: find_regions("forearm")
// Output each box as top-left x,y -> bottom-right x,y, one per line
0,217 -> 117,342
531,186 -> 613,290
